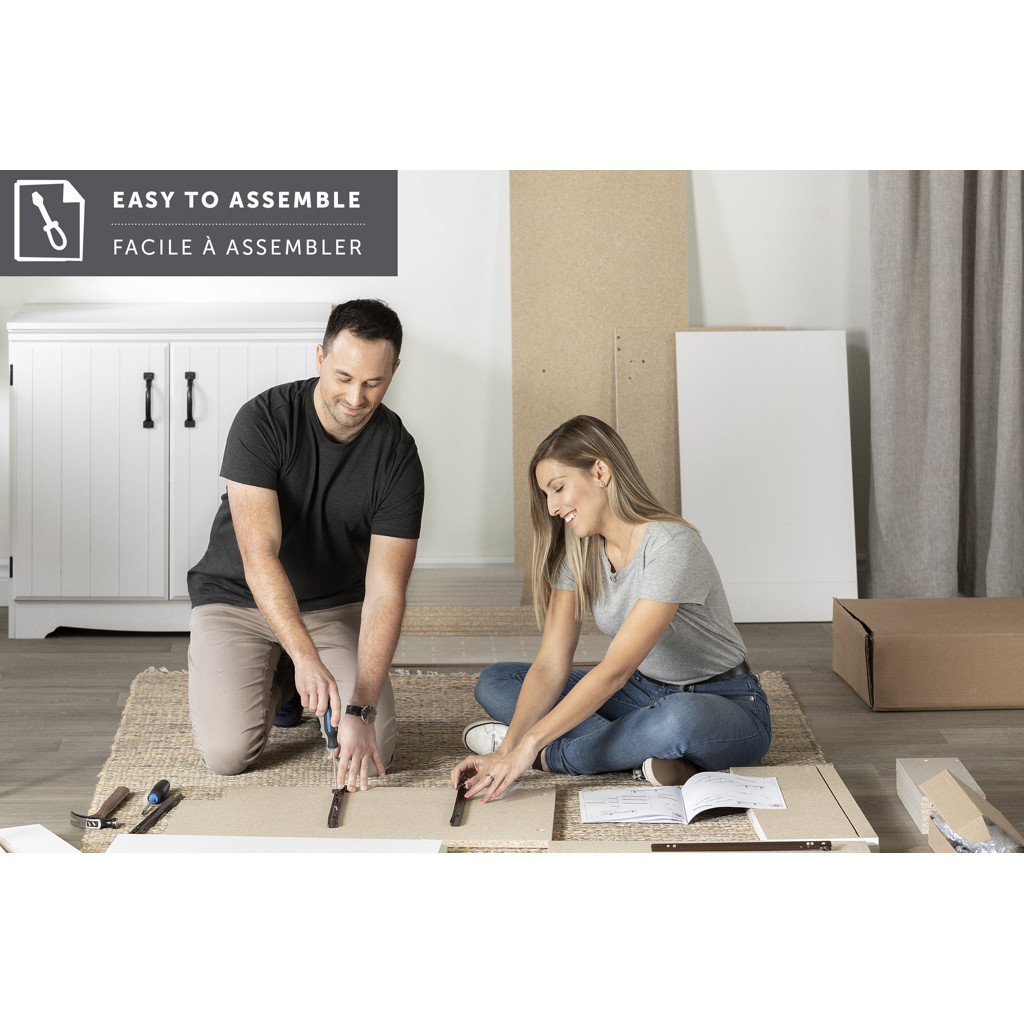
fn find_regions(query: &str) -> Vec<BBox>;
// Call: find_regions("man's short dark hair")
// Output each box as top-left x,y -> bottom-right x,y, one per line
324,299 -> 403,361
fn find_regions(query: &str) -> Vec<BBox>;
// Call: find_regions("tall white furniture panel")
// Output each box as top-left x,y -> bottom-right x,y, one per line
7,303 -> 326,637
675,330 -> 858,622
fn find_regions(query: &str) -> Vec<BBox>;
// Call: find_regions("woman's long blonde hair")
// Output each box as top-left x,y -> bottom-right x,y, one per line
528,414 -> 697,626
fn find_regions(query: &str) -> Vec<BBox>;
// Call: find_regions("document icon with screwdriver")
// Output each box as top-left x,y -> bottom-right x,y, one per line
14,178 -> 85,261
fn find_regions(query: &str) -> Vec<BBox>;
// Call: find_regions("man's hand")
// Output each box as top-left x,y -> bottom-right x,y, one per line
332,713 -> 386,792
293,653 -> 340,720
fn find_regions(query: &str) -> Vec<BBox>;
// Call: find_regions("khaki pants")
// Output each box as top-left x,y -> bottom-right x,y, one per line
187,602 -> 397,776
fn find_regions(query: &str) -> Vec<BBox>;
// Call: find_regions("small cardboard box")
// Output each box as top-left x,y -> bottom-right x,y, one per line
896,757 -> 985,834
919,769 -> 1024,853
832,596 -> 1024,710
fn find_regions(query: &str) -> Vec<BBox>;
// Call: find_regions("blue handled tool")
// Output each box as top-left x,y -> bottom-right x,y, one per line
140,779 -> 171,816
323,704 -> 339,759
324,703 -> 344,827
324,703 -> 340,787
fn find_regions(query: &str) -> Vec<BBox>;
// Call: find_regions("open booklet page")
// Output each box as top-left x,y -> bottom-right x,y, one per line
579,772 -> 786,824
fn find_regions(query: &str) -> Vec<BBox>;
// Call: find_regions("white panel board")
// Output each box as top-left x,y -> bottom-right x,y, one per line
107,835 -> 443,854
675,330 -> 857,622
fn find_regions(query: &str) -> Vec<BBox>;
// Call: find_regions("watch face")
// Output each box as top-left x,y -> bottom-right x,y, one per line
347,704 -> 377,725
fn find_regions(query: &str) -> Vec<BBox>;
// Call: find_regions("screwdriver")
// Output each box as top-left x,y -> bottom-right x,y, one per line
141,779 -> 170,816
323,703 -> 339,786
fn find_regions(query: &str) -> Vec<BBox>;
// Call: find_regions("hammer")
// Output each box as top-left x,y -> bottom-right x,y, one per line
70,786 -> 131,829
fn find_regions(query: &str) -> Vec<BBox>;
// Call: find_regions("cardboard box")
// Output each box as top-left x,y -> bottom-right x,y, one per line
832,597 -> 1024,710
896,757 -> 985,834
919,769 -> 1024,853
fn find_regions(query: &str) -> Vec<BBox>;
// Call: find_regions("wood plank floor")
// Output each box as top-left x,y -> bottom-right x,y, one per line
2,603 -> 1022,852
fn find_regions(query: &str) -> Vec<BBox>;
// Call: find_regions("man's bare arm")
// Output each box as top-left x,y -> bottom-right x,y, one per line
334,533 -> 418,790
227,479 -> 339,717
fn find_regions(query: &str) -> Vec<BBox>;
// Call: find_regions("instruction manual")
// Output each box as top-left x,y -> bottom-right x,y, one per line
579,773 -> 786,824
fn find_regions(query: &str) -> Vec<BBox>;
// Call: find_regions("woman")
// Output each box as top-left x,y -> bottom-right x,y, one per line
451,414 -> 771,803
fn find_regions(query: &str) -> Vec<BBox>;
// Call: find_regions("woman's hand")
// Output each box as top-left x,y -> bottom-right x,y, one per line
451,746 -> 536,803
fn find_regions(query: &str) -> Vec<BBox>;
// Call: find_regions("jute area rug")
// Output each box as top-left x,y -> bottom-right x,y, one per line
80,667 -> 825,852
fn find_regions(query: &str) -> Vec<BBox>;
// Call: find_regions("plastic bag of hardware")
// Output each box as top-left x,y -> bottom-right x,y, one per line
931,813 -> 1024,853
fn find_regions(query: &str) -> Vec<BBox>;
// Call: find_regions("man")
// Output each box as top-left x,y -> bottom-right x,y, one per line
186,299 -> 424,792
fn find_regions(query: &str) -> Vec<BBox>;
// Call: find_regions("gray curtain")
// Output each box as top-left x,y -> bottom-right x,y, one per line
867,170 -> 1024,597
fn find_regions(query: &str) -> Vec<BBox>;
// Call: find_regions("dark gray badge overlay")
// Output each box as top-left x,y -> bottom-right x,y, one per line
2,170 -> 397,276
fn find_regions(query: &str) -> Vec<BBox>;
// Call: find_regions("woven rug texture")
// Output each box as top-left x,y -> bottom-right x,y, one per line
80,666 -> 825,852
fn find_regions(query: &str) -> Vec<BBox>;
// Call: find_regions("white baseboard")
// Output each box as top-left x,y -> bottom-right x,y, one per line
411,558 -> 516,569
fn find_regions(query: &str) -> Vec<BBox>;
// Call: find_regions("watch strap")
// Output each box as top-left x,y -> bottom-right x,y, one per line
345,704 -> 376,723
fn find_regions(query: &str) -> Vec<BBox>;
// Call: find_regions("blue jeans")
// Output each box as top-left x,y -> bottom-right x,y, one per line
474,662 -> 772,775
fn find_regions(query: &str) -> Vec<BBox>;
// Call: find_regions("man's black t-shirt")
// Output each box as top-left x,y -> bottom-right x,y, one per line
187,378 -> 424,610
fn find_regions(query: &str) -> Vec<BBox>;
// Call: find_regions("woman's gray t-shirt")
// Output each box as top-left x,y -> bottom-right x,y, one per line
553,521 -> 746,686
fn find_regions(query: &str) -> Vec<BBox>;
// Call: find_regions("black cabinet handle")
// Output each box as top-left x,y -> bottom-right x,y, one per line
143,372 -> 155,428
184,371 -> 196,427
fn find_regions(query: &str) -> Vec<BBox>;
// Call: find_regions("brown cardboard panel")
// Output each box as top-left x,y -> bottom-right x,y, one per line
509,171 -> 688,594
732,764 -> 878,845
614,328 -> 683,516
832,597 -> 872,706
841,597 -> 1024,636
164,786 -> 555,847
832,597 -> 1024,710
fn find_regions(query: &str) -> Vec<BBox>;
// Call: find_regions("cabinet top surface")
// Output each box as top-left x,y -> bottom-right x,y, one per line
8,302 -> 330,331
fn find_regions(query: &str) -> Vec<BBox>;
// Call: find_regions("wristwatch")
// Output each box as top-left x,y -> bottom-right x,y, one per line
345,704 -> 377,725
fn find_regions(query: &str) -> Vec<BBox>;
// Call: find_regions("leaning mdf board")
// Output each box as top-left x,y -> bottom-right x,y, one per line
614,328 -> 683,516
675,330 -> 857,621
164,786 -> 556,849
510,171 -> 688,592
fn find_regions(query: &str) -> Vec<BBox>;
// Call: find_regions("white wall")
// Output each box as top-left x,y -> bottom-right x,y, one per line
686,170 -> 871,567
0,171 -> 514,594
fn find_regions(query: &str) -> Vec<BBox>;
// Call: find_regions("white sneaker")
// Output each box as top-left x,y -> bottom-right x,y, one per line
462,719 -> 508,755
633,756 -> 700,786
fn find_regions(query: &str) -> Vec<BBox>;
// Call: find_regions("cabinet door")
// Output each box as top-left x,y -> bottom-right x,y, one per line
11,342 -> 168,599
168,342 -> 317,600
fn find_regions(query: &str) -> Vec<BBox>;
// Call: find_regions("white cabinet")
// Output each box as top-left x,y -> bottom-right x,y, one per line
7,303 -> 325,637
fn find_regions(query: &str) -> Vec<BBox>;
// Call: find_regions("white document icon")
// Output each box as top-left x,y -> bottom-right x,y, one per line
14,178 -> 86,261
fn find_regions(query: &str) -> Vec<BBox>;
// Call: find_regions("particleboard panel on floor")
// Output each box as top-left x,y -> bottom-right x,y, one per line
164,785 -> 556,848
510,171 -> 688,596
